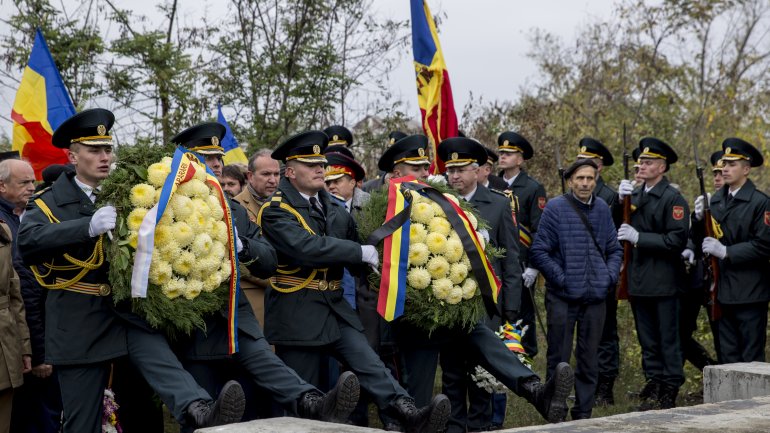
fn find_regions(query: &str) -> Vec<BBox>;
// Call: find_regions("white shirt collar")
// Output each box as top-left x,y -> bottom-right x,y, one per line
73,176 -> 100,203
728,186 -> 741,197
462,186 -> 478,202
503,172 -> 519,186
298,191 -> 320,204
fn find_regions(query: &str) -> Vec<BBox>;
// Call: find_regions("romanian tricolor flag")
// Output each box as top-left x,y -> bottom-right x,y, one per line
217,104 -> 249,166
411,0 -> 459,174
11,29 -> 75,179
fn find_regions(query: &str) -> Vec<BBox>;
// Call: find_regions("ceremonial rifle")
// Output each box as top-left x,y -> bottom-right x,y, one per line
555,144 -> 565,194
617,123 -> 631,300
693,143 -> 722,321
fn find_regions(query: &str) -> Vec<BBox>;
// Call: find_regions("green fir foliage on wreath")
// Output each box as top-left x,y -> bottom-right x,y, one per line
357,179 -> 503,334
98,143 -> 229,338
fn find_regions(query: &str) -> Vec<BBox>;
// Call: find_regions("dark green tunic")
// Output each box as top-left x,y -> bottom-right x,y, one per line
259,178 -> 365,346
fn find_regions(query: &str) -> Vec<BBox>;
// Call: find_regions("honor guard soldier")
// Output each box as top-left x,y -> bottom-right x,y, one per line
258,131 -> 450,433
439,137 -> 567,430
362,131 -> 408,193
616,137 -> 689,410
710,150 -> 725,190
575,137 -> 622,406
496,131 -> 547,357
692,138 -> 770,363
170,123 -> 360,428
478,147 -> 508,190
17,109 -> 245,433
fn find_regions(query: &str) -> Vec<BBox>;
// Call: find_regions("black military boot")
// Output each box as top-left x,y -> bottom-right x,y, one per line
637,380 -> 661,411
390,394 -> 450,433
593,375 -> 615,406
658,384 -> 679,409
519,362 -> 574,423
298,371 -> 360,423
186,380 -> 246,427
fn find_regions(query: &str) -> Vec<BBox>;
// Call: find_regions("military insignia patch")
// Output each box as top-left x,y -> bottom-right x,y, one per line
503,140 -> 510,147
672,206 -> 684,220
418,148 -> 425,157
212,136 -> 220,146
765,211 -> 770,226
451,152 -> 458,161
725,147 -> 732,155
313,144 -> 321,154
97,124 -> 107,136
538,197 -> 546,209
580,146 -> 587,153
333,134 -> 339,141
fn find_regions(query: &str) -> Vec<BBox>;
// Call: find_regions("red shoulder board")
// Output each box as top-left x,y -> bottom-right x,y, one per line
672,206 -> 684,220
538,197 -> 546,210
764,211 -> 770,227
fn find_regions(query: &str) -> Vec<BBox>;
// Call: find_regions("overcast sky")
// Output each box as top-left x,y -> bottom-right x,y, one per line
0,0 -> 619,139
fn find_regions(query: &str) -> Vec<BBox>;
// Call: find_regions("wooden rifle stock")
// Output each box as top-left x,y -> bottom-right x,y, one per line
617,196 -> 631,300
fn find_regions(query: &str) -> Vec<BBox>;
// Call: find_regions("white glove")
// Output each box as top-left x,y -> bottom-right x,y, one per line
617,223 -> 639,244
681,248 -> 695,265
233,226 -> 243,254
88,206 -> 116,237
361,245 -> 380,268
478,229 -> 490,243
618,179 -> 634,199
522,267 -> 539,287
702,237 -> 727,259
693,193 -> 711,221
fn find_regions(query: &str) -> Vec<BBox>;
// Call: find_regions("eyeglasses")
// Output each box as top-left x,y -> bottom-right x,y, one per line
446,167 -> 477,175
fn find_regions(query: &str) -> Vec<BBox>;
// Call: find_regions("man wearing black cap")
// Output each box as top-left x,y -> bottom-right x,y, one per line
616,137 -> 689,410
575,137 -> 622,406
362,131 -> 408,193
496,131 -> 547,359
378,134 -> 432,181
477,147 -> 508,191
437,137 -> 574,429
168,123 -> 361,428
530,159 -> 623,419
18,109 -> 246,432
324,125 -> 354,147
692,138 -> 770,363
710,150 -> 725,190
258,131 -> 450,433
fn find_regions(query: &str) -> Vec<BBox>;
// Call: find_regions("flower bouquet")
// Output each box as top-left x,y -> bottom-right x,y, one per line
357,177 -> 503,334
99,143 -> 236,337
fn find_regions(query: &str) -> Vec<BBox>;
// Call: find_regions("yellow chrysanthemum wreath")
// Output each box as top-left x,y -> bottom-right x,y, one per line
99,143 -> 233,336
357,180 -> 503,333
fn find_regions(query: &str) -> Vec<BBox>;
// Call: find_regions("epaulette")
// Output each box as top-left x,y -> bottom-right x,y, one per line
489,188 -> 507,197
269,191 -> 283,207
329,193 -> 346,204
30,186 -> 52,200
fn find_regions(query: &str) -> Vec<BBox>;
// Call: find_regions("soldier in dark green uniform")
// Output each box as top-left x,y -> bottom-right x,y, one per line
575,137 -> 622,406
692,138 -> 770,363
169,123 -> 361,428
257,131 -> 450,433
477,147 -> 508,191
496,131 -> 547,358
438,137 -> 568,431
17,109 -> 245,433
616,137 -> 689,410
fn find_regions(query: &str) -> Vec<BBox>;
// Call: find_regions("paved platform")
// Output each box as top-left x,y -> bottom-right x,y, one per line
197,395 -> 770,432
704,361 -> 770,403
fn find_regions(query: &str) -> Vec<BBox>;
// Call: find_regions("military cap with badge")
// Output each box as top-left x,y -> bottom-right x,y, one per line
721,137 -> 763,167
577,137 -> 614,166
437,137 -> 487,168
52,108 -> 116,149
323,125 -> 353,147
638,137 -> 678,171
171,122 -> 226,155
324,152 -> 365,183
272,131 -> 328,164
497,131 -> 534,160
377,134 -> 430,172
710,150 -> 725,173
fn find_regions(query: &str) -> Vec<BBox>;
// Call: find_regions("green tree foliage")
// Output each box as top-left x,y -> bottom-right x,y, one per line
463,0 -> 770,198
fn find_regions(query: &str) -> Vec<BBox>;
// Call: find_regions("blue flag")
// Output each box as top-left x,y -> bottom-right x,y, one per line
217,104 -> 248,165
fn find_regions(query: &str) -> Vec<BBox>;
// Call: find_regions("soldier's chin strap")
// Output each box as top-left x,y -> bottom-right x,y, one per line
29,197 -> 105,289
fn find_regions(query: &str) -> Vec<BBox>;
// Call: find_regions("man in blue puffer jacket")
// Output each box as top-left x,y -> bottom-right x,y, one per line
530,159 -> 622,420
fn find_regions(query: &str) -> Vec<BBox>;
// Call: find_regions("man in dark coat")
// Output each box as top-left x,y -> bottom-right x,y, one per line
477,146 -> 508,191
496,131 -> 547,358
616,137 -> 689,410
17,109 -> 245,433
257,130 -> 450,433
691,138 -> 770,363
170,123 -> 361,428
531,159 -> 623,419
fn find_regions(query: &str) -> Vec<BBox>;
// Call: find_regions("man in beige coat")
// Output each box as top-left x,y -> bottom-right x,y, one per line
0,221 -> 31,433
234,149 -> 280,327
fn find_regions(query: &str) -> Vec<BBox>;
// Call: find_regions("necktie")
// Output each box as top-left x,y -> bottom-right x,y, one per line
310,197 -> 325,220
